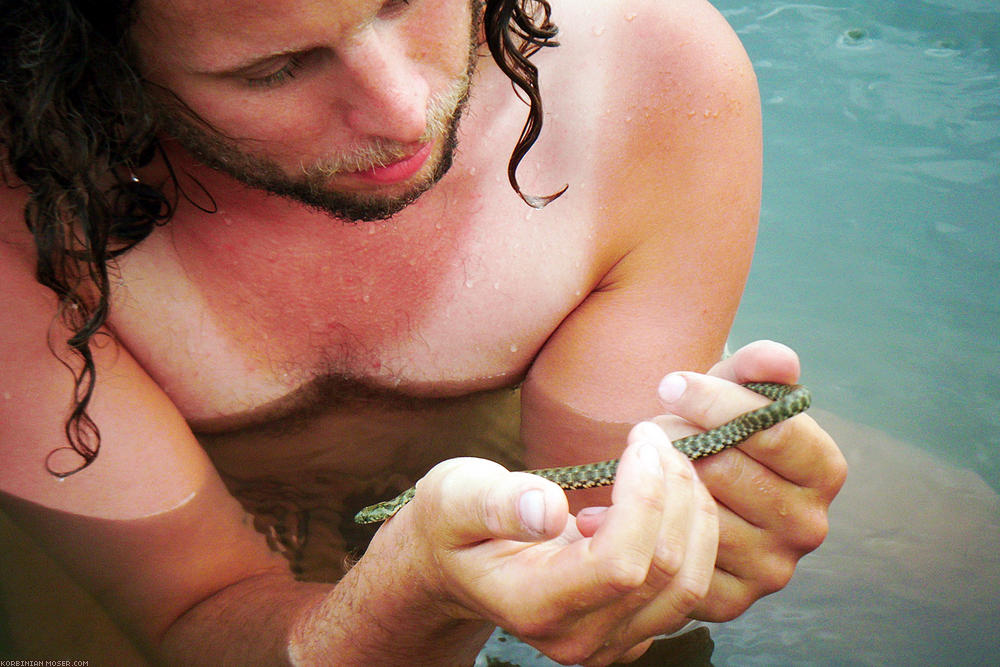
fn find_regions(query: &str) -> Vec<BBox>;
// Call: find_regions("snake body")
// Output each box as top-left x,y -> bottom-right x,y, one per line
354,382 -> 810,524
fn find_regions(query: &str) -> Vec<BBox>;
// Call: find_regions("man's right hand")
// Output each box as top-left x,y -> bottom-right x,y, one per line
360,421 -> 718,666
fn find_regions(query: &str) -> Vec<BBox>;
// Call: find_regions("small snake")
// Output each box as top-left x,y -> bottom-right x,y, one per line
354,382 -> 811,524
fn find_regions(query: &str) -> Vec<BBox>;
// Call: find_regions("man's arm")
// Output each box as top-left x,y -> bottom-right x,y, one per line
521,0 -> 846,627
522,0 -> 762,476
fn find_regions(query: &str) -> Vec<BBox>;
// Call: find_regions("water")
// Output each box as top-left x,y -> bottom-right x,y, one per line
713,1 -> 1000,662
723,0 -> 1000,491
481,0 -> 1000,664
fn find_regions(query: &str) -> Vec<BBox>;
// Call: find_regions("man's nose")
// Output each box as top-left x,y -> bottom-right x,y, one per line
339,33 -> 430,144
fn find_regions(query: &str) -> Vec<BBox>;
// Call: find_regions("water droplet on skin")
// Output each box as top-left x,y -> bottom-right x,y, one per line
362,294 -> 371,303
465,279 -> 474,288
509,343 -> 519,353
493,281 -> 501,290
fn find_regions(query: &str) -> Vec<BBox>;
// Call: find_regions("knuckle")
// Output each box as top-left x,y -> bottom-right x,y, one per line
507,613 -> 559,643
598,551 -> 650,594
757,555 -> 797,594
796,507 -> 830,553
827,448 -> 849,495
751,419 -> 790,455
531,634 -> 611,667
554,647 -> 598,667
780,497 -> 830,553
708,588 -> 758,622
634,488 -> 668,515
664,452 -> 697,484
690,379 -> 725,423
553,644 -> 601,667
671,577 -> 705,615
651,539 -> 685,579
424,458 -> 468,501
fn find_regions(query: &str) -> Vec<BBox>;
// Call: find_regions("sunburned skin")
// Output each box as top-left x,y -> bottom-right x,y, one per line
0,1 -> 849,664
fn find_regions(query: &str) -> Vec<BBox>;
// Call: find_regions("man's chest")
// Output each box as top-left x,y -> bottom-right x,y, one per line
109,189 -> 607,428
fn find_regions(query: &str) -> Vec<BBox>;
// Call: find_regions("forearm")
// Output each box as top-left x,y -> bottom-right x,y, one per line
289,551 -> 494,666
158,572 -> 318,665
159,554 -> 493,666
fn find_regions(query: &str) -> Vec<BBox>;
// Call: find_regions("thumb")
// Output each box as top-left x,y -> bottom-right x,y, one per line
415,458 -> 569,546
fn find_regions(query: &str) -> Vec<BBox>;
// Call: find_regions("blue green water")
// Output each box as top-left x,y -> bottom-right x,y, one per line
481,0 -> 1000,664
724,0 -> 1000,495
711,2 -> 1000,662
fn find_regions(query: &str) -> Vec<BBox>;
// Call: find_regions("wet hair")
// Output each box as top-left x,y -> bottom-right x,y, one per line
0,0 -> 562,475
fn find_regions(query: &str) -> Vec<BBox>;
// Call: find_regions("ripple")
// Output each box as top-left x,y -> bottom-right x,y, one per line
837,27 -> 876,50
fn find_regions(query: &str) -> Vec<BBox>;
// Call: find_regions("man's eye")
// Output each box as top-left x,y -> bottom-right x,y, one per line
378,0 -> 411,19
245,56 -> 306,89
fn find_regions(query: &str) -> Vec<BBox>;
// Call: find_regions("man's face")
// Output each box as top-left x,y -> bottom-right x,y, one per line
132,0 -> 479,221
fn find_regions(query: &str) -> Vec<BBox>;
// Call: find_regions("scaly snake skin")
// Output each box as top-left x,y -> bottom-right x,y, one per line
354,382 -> 811,524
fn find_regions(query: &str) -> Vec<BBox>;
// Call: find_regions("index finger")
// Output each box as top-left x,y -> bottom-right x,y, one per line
708,340 -> 801,386
656,372 -> 837,490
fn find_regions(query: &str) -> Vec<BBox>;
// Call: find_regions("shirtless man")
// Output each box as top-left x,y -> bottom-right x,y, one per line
0,0 -> 846,664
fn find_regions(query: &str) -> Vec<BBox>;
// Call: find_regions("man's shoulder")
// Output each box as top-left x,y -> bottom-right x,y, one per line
551,0 -> 754,93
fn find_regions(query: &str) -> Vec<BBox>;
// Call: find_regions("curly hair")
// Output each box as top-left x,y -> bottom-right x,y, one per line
0,0 -> 562,475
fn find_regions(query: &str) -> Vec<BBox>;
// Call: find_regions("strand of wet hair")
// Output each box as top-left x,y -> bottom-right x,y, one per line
484,0 -> 568,208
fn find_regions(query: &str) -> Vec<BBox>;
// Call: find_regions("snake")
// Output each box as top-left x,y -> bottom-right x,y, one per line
354,382 -> 811,524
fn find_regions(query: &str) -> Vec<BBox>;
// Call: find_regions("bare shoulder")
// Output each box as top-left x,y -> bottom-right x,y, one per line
0,186 -> 210,520
545,0 -> 761,221
554,0 -> 755,81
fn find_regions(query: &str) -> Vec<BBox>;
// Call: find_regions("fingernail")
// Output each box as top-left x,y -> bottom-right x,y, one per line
576,506 -> 608,520
519,489 -> 546,535
658,373 -> 687,403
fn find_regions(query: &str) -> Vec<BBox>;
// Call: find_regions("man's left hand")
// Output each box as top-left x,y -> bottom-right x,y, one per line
651,340 -> 848,621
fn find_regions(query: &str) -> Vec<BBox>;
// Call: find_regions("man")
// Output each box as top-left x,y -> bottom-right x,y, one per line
0,0 -> 846,664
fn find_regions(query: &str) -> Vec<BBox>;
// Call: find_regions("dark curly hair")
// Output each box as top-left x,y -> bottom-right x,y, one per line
0,0 -> 562,475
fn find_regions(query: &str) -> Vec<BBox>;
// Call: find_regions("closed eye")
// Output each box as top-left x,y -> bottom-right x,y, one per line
378,0 -> 412,20
244,54 -> 308,89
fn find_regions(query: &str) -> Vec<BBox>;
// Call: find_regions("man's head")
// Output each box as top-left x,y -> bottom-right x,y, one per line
133,0 -> 481,221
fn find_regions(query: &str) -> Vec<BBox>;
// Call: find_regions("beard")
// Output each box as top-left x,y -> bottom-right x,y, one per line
157,55 -> 475,222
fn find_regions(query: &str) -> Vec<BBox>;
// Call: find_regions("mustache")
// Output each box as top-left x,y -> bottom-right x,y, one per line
305,72 -> 471,177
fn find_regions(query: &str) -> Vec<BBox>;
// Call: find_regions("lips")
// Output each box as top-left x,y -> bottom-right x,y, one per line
352,141 -> 433,185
